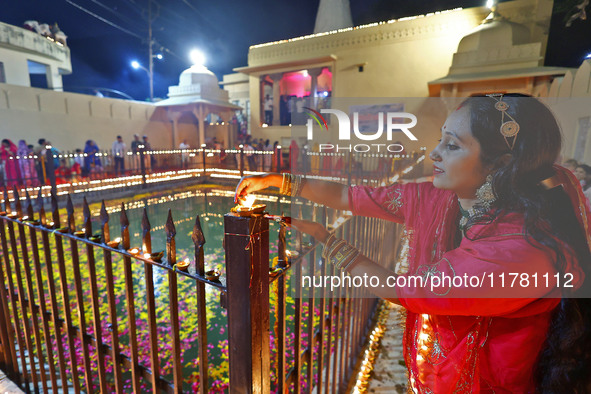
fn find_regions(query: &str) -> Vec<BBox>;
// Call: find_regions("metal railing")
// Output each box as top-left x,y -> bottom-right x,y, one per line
0,154 -> 422,392
266,204 -> 401,393
0,147 -> 424,196
0,188 -> 223,393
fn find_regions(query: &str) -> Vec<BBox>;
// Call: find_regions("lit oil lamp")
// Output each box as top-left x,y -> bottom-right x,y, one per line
205,268 -> 221,281
22,216 -> 40,225
106,237 -> 121,248
176,257 -> 190,272
285,250 -> 300,262
88,233 -> 101,242
128,247 -> 140,256
150,251 -> 164,262
231,195 -> 266,216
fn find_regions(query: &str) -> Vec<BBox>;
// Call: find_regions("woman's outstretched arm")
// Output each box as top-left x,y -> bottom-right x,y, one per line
289,217 -> 401,304
235,173 -> 350,211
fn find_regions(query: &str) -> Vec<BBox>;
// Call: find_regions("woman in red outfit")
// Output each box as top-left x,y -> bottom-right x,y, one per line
235,95 -> 591,393
1,139 -> 22,187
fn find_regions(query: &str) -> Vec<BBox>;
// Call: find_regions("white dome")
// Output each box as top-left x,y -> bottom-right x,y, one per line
457,19 -> 531,53
178,65 -> 219,89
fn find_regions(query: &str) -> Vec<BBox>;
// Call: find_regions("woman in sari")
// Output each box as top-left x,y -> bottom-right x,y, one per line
235,95 -> 591,393
17,140 -> 35,186
1,139 -> 21,187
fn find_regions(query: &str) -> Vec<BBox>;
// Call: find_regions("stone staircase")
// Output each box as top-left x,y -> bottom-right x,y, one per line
367,303 -> 408,394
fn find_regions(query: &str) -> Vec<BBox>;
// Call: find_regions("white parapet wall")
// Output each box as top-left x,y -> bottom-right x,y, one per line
0,83 -> 174,151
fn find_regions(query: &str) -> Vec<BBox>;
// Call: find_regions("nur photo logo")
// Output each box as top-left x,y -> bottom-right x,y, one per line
304,107 -> 418,153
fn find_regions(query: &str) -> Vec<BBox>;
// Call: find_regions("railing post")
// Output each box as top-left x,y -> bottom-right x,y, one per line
239,145 -> 245,177
45,146 -> 57,195
201,144 -> 207,179
140,146 -> 147,188
224,213 -> 270,393
276,145 -> 282,173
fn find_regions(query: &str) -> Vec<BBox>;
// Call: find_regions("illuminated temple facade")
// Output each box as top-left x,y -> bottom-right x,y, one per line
228,0 -> 591,163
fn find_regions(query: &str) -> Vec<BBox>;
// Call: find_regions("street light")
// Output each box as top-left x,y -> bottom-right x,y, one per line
131,60 -> 152,98
131,60 -> 153,101
131,52 -> 163,101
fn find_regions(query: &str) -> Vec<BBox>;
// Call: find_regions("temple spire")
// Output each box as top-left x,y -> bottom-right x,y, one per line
313,0 -> 354,34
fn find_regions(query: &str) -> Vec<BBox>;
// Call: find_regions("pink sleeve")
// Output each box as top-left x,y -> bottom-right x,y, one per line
395,236 -> 582,317
348,182 -> 418,224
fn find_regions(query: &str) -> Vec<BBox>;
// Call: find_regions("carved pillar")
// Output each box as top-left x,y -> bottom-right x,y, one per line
168,111 -> 182,149
192,106 -> 206,147
220,111 -> 234,148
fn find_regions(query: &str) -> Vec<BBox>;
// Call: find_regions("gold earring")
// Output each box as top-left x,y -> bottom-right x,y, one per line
476,174 -> 495,210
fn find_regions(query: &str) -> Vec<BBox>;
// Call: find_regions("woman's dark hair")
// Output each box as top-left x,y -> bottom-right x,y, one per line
1,139 -> 9,146
464,94 -> 591,393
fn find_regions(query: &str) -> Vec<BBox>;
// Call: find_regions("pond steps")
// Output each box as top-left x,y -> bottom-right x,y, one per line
12,342 -> 77,393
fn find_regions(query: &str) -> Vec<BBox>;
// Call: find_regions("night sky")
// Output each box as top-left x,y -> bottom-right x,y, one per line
4,0 -> 591,101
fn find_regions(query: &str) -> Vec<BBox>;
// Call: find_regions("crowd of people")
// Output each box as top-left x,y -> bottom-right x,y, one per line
0,134 -> 163,187
563,158 -> 591,203
260,93 -> 331,126
237,135 -> 278,171
22,20 -> 67,46
0,138 -> 61,187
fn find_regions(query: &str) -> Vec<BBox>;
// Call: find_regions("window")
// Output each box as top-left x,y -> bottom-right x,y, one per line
259,67 -> 332,126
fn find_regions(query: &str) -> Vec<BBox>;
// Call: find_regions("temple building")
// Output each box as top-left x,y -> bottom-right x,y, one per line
226,0 -> 591,162
0,21 -> 71,90
156,63 -> 242,149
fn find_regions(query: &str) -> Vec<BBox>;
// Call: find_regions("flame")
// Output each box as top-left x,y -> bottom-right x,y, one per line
241,195 -> 256,208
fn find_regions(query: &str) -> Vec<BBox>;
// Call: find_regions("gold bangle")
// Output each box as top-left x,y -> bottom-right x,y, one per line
280,173 -> 293,195
280,173 -> 287,194
338,249 -> 358,270
322,234 -> 336,259
326,239 -> 347,259
331,243 -> 355,269
286,174 -> 293,195
290,174 -> 299,197
341,251 -> 360,272
291,175 -> 304,197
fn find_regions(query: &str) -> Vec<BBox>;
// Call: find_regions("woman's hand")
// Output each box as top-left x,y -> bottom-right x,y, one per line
235,174 -> 276,203
286,217 -> 330,244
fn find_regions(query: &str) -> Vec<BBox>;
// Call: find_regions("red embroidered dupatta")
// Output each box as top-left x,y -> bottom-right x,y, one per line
348,165 -> 588,393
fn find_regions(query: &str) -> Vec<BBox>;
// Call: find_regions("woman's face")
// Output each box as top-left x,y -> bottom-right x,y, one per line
574,167 -> 587,181
429,106 -> 489,199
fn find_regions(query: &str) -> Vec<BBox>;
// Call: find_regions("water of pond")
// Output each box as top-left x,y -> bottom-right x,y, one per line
82,186 -> 294,391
